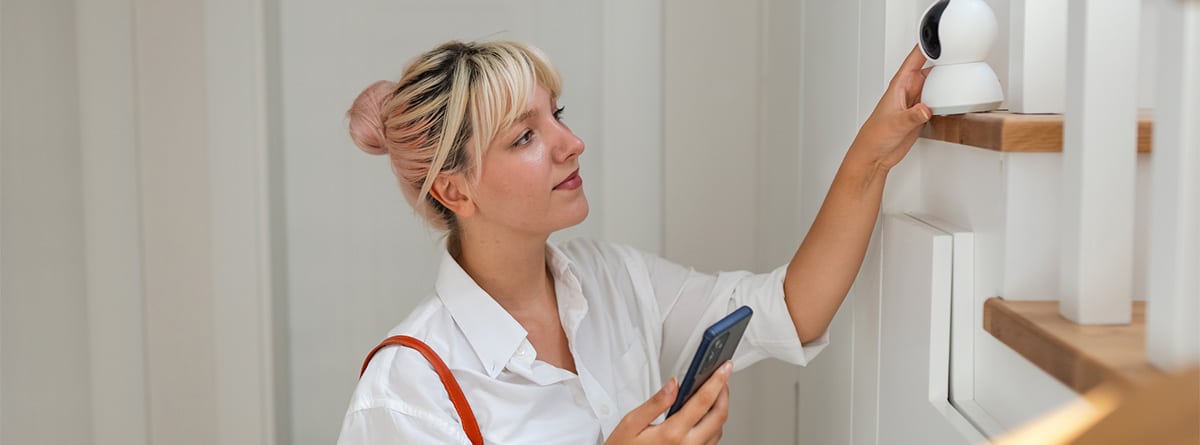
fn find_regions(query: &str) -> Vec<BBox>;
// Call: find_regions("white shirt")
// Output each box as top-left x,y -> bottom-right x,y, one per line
337,238 -> 829,445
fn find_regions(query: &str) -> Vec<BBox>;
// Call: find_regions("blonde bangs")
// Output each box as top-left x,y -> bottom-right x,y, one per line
464,41 -> 563,175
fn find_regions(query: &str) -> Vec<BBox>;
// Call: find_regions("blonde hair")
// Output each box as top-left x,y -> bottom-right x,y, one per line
347,40 -> 563,241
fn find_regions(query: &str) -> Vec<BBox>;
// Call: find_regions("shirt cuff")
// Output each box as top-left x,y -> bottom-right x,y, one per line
723,265 -> 830,369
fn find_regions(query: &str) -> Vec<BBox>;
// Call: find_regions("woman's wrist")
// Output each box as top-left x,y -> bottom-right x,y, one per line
844,142 -> 891,176
835,146 -> 890,195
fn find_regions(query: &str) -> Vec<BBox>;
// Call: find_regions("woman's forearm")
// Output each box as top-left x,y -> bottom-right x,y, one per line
779,45 -> 930,344
782,150 -> 888,343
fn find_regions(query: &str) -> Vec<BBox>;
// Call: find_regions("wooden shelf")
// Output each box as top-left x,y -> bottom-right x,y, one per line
982,297 -> 1164,394
921,110 -> 1154,153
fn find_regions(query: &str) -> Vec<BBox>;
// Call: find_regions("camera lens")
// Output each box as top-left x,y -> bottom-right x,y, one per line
920,0 -> 950,60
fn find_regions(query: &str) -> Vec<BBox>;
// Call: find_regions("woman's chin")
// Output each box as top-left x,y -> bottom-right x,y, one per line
568,199 -> 590,226
554,198 -> 590,231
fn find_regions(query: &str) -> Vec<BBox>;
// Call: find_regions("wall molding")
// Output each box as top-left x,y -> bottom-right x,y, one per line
77,0 -> 151,444
205,0 -> 278,443
601,0 -> 664,254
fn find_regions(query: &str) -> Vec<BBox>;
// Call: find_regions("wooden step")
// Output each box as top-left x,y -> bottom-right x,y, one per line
982,297 -> 1163,394
922,110 -> 1154,153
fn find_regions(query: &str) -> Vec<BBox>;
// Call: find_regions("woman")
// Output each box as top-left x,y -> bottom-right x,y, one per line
339,40 -> 930,444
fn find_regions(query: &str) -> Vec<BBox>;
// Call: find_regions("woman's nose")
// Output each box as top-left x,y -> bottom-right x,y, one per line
555,127 -> 585,162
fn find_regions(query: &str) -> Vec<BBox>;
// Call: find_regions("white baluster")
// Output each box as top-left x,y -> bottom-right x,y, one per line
1147,0 -> 1200,371
1060,0 -> 1140,324
1009,0 -> 1068,113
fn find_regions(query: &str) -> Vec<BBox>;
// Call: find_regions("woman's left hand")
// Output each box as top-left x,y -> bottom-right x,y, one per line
848,44 -> 933,172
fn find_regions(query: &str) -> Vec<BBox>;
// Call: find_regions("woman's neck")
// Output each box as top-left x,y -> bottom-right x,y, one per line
453,227 -> 555,315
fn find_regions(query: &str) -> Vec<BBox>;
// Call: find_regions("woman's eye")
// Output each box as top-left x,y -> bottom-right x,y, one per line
553,106 -> 565,121
514,130 -> 533,146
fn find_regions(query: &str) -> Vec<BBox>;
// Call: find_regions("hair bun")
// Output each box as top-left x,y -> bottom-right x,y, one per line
347,80 -> 398,155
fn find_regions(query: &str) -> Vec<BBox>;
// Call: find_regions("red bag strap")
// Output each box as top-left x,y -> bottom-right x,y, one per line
360,335 -> 483,445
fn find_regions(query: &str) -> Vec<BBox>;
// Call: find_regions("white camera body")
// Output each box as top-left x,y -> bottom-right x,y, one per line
918,0 -> 1004,115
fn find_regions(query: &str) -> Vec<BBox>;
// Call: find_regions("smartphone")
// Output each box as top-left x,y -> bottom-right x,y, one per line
666,305 -> 753,418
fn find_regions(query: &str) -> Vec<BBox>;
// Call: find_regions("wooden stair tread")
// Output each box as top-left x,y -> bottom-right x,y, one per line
982,298 -> 1164,394
921,110 -> 1153,153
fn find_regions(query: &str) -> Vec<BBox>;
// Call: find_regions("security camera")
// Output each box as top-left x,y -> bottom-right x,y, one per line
918,0 -> 1004,115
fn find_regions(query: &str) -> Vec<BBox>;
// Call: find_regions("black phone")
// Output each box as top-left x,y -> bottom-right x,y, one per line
666,305 -> 753,417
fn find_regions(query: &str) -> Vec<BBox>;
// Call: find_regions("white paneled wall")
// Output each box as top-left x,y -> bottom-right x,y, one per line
3,1 -> 279,444
205,0 -> 277,443
134,0 -> 220,442
76,0 -> 150,444
1,1 -> 93,444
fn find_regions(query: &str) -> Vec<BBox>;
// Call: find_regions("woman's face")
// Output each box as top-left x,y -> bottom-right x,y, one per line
465,83 -> 588,238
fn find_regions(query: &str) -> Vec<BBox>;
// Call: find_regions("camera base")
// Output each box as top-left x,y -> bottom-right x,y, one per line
922,61 -> 1005,116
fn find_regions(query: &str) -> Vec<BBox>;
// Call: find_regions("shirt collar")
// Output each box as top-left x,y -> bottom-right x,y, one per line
435,243 -> 588,379
435,248 -> 528,378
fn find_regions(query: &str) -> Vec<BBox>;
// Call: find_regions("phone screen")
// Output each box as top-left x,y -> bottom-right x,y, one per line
666,306 -> 753,417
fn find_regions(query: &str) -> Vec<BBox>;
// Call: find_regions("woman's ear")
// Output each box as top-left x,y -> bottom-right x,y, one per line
429,174 -> 476,218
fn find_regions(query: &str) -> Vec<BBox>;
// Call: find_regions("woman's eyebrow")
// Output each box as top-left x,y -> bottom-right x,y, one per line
514,108 -> 539,124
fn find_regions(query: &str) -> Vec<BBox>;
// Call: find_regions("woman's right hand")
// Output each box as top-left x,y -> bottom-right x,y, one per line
605,361 -> 733,445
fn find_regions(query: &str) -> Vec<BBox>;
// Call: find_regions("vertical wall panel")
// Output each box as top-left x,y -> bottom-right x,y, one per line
133,0 -> 219,443
0,0 -> 93,444
601,0 -> 663,254
663,0 -> 760,274
76,0 -> 150,444
206,0 -> 278,443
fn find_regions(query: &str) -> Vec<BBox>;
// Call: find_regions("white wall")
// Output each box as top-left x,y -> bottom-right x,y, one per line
3,1 -> 279,444
77,0 -> 150,443
1,1 -> 93,444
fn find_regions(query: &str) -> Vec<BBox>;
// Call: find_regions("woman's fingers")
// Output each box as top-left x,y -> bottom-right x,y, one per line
900,44 -> 928,75
610,378 -> 677,441
689,384 -> 729,444
666,361 -> 733,431
905,103 -> 932,128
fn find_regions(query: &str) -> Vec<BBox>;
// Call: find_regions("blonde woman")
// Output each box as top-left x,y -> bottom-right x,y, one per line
339,40 -> 931,445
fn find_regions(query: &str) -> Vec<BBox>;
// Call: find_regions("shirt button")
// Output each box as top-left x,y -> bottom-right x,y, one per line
516,346 -> 527,357
599,404 -> 610,416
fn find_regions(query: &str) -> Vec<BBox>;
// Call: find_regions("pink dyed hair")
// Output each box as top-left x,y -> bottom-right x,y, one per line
346,40 -> 562,238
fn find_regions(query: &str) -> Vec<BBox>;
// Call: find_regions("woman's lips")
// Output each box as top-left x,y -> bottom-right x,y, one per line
554,169 -> 582,190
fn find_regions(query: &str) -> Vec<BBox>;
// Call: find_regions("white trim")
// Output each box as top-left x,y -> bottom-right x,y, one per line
1147,0 -> 1200,371
205,0 -> 277,443
601,0 -> 664,254
911,214 -> 1005,438
76,0 -> 151,444
1008,0 -> 1067,113
1059,0 -> 1139,324
0,0 -> 5,437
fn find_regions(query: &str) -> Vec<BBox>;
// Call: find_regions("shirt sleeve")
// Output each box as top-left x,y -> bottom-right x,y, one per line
337,402 -> 473,445
640,251 -> 830,380
338,344 -> 476,445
